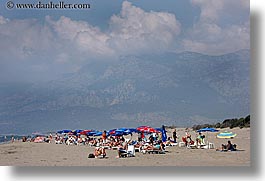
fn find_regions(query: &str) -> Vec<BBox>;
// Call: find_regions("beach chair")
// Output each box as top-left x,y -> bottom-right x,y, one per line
146,149 -> 165,154
170,142 -> 178,146
119,145 -> 136,158
127,145 -> 135,157
119,149 -> 128,158
187,143 -> 197,149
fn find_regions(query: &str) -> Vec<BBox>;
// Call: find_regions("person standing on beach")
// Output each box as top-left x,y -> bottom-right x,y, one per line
138,132 -> 142,142
158,132 -> 162,141
172,129 -> 177,143
102,130 -> 107,144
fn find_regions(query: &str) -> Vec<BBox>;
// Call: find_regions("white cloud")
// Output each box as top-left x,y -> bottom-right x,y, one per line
46,16 -> 114,58
182,0 -> 250,55
0,1 -> 182,82
0,16 -> 9,24
108,1 -> 181,54
0,1 -> 250,82
191,0 -> 249,23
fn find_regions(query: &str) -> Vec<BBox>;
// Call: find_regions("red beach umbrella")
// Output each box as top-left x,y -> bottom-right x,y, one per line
80,130 -> 92,135
137,126 -> 158,133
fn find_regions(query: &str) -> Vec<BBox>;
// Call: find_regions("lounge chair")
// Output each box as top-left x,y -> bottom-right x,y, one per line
119,145 -> 136,158
127,145 -> 135,157
146,149 -> 165,154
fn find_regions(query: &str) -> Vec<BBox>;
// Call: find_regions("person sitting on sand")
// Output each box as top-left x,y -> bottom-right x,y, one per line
216,140 -> 237,151
94,147 -> 106,158
226,140 -> 237,151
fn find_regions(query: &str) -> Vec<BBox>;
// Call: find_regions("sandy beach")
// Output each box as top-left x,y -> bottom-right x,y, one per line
0,127 -> 250,166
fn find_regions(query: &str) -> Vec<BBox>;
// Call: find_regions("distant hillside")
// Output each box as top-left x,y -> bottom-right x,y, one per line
192,115 -> 250,130
0,50 -> 250,134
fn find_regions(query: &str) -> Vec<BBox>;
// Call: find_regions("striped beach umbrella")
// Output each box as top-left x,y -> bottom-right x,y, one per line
217,131 -> 237,139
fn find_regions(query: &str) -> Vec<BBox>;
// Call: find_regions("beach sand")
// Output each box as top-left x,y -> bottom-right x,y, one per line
0,127 -> 250,166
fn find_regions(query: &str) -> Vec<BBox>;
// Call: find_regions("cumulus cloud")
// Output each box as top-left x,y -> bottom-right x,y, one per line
0,1 -> 250,82
191,0 -> 249,24
182,0 -> 250,55
108,1 -> 181,54
46,16 -> 114,58
0,1 -> 182,82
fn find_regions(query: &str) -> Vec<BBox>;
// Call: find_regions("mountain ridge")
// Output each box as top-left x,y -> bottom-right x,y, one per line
0,50 -> 250,134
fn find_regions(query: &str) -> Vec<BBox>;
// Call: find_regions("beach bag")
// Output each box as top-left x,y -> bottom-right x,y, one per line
88,153 -> 95,158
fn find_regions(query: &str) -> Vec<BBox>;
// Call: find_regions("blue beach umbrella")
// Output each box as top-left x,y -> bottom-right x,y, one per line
115,128 -> 127,132
108,128 -> 131,136
87,131 -> 98,136
94,131 -> 103,136
74,129 -> 83,133
127,128 -> 137,133
57,130 -> 71,134
123,129 -> 133,134
197,127 -> 219,133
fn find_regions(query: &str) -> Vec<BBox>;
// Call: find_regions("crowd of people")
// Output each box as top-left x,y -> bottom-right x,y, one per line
18,128 -> 238,158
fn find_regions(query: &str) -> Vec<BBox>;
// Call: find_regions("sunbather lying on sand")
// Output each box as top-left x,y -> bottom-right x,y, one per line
143,141 -> 165,151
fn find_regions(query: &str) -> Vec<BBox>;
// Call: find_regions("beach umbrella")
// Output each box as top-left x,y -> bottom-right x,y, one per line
94,131 -> 103,136
115,128 -> 128,133
117,128 -> 134,135
112,132 -> 124,136
136,126 -> 158,133
108,129 -> 117,135
155,128 -> 163,132
74,129 -> 83,133
87,131 -> 98,136
161,125 -> 167,142
127,128 -> 137,133
79,130 -> 92,135
217,131 -> 237,139
197,127 -> 219,133
57,130 -> 71,134
123,129 -> 133,134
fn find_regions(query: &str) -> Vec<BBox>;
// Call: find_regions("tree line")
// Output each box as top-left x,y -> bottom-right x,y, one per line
191,115 -> 250,131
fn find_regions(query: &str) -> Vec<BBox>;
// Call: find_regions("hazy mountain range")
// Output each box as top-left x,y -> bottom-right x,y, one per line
0,50 -> 250,134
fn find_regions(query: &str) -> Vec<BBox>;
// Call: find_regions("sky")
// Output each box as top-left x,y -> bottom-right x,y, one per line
0,0 -> 250,83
